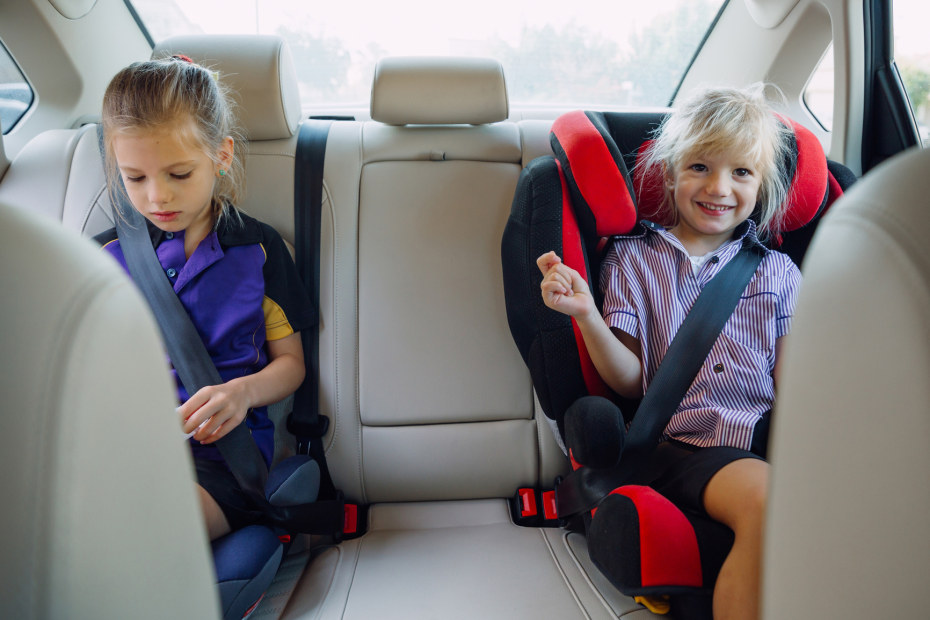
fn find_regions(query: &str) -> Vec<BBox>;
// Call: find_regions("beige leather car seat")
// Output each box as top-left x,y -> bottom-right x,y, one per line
0,203 -> 220,619
764,145 -> 930,618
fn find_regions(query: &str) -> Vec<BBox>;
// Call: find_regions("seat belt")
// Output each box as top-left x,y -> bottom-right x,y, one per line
556,242 -> 765,517
95,125 -> 268,498
285,119 -> 367,539
288,120 -> 337,496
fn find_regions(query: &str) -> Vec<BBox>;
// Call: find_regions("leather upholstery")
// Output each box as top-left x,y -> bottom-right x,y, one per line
154,34 -> 302,141
0,204 -> 219,619
764,145 -> 930,619
370,56 -> 509,125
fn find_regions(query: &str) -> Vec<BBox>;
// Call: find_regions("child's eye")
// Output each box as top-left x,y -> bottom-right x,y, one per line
125,175 -> 144,183
734,168 -> 753,177
689,163 -> 707,172
171,171 -> 193,180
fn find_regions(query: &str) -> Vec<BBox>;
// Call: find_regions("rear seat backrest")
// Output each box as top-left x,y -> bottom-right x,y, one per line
320,57 -> 566,504
0,125 -> 112,234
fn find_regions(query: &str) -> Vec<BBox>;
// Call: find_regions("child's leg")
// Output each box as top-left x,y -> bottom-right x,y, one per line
194,458 -> 263,540
701,457 -> 769,620
198,485 -> 232,540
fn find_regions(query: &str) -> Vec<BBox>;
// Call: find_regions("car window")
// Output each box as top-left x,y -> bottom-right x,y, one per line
893,0 -> 930,145
0,41 -> 33,134
128,0 -> 726,110
804,44 -> 834,132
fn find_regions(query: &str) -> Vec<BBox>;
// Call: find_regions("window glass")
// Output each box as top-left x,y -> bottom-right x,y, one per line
893,0 -> 930,145
0,41 -> 33,134
129,0 -> 725,110
803,44 -> 834,132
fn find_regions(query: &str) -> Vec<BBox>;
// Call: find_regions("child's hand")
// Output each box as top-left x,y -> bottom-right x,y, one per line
536,251 -> 596,320
178,380 -> 250,444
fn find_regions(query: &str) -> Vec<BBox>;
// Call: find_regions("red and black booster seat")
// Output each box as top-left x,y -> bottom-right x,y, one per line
501,109 -> 855,615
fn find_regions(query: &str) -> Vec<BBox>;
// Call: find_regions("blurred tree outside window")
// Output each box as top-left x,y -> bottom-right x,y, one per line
129,0 -> 723,110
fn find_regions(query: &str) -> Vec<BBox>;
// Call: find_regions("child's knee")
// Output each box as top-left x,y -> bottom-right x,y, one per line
704,458 -> 769,530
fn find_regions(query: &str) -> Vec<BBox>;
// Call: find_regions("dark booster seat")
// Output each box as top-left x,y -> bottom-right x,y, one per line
501,109 -> 854,615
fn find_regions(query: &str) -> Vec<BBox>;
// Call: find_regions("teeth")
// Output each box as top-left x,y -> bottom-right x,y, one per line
700,203 -> 731,211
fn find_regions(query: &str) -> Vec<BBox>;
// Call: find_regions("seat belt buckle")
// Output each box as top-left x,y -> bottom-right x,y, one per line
344,503 -> 358,535
510,487 -> 560,528
341,502 -> 368,540
292,414 -> 331,455
541,489 -> 560,525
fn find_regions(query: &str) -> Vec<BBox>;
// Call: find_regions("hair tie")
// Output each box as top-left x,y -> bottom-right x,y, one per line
172,54 -> 194,64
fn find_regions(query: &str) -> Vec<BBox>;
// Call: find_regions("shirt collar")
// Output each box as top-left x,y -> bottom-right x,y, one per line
147,206 -> 263,249
632,218 -> 768,256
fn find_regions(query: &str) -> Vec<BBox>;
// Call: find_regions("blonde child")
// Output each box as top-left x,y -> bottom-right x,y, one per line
96,56 -> 313,540
538,84 -> 800,620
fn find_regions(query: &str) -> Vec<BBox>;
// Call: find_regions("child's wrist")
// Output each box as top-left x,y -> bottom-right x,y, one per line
576,305 -> 602,326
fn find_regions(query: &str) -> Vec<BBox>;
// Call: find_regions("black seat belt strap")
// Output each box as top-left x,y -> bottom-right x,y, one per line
289,120 -> 336,495
556,243 -> 765,517
96,125 -> 268,498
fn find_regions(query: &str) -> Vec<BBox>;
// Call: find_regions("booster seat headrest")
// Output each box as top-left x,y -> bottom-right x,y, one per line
550,110 -> 829,241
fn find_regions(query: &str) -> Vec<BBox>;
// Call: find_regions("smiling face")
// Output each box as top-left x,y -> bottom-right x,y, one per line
668,150 -> 762,256
111,119 -> 232,252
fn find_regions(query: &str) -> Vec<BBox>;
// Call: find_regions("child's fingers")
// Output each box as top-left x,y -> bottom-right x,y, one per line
194,415 -> 225,443
536,251 -> 562,275
546,270 -> 574,296
178,390 -> 211,433
541,280 -> 568,298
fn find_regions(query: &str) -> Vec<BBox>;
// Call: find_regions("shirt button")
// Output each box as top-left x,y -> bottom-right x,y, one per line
166,268 -> 178,278
165,232 -> 174,240
713,363 -> 725,373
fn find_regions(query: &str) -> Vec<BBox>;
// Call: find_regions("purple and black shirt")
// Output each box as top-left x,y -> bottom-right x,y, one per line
97,209 -> 314,467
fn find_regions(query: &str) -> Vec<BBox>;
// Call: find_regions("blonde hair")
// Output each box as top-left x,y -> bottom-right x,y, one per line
638,83 -> 792,240
101,56 -> 246,226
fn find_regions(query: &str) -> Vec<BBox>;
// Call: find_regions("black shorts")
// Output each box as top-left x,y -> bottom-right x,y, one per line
643,441 -> 765,518
195,458 -> 265,531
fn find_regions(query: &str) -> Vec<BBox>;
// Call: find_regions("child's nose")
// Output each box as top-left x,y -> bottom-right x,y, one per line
705,171 -> 731,196
148,180 -> 171,205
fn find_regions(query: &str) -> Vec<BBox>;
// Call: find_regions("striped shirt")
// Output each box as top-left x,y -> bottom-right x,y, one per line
600,219 -> 802,450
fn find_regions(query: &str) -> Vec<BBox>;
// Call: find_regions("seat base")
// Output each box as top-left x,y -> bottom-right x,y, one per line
264,499 -> 666,619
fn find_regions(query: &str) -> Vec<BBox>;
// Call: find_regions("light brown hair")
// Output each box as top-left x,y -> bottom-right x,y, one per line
101,56 -> 245,225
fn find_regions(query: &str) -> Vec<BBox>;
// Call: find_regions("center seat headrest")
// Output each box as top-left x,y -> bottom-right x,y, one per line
370,56 -> 509,126
550,109 -> 830,243
153,34 -> 302,141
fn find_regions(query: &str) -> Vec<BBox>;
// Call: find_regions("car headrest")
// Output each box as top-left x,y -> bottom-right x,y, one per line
153,35 -> 301,141
370,56 -> 509,126
550,110 -> 830,241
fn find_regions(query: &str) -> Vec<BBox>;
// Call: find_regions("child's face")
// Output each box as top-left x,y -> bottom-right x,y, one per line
669,150 -> 761,252
111,120 -> 232,241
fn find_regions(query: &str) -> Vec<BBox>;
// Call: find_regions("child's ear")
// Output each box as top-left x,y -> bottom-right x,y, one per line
217,136 -> 234,170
